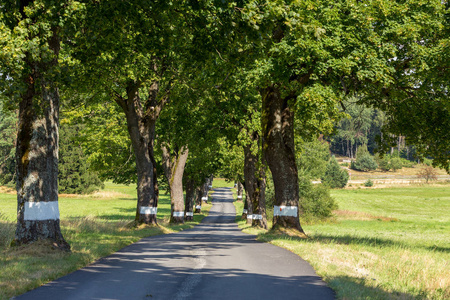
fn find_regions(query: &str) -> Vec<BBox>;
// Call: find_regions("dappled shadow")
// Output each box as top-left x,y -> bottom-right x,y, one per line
329,275 -> 419,300
259,232 -> 448,254
16,187 -> 335,300
16,228 -> 334,300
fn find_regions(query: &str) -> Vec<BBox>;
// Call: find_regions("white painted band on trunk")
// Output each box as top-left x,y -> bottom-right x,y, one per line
173,211 -> 184,217
195,205 -> 202,209
243,209 -> 248,214
186,212 -> 194,217
273,206 -> 298,217
208,185 -> 212,189
237,195 -> 243,199
24,201 -> 60,221
201,197 -> 208,201
247,215 -> 253,219
140,206 -> 157,215
252,214 -> 263,220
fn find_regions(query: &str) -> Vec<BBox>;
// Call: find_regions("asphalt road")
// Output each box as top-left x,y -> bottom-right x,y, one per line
15,187 -> 334,300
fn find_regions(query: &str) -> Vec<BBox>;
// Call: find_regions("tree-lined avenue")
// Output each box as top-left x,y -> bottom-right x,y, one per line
15,188 -> 334,300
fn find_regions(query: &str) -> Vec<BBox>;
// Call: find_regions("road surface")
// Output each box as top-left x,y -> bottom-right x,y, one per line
15,187 -> 334,300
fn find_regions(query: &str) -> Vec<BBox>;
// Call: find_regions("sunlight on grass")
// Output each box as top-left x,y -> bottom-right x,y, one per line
0,183 -> 212,300
235,185 -> 450,300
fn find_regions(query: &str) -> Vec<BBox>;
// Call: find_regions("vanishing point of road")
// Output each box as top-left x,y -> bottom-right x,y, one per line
15,187 -> 335,300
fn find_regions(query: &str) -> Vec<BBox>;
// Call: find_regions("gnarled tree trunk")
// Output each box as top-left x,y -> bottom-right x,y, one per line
194,186 -> 203,213
236,181 -> 244,200
162,145 -> 189,224
184,177 -> 196,221
115,81 -> 162,225
261,85 -> 305,234
14,25 -> 70,250
243,144 -> 268,229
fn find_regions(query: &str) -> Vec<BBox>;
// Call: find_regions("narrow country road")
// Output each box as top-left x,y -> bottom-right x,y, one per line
15,187 -> 334,300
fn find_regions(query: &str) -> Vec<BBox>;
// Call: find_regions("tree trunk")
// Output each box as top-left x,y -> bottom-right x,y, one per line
184,177 -> 196,221
201,181 -> 209,203
243,144 -> 268,229
236,181 -> 244,200
14,26 -> 70,250
261,85 -> 305,233
115,82 -> 159,225
162,145 -> 189,224
194,186 -> 203,213
242,190 -> 248,220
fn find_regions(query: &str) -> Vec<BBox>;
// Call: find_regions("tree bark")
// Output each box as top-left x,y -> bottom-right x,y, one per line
194,186 -> 203,213
201,181 -> 209,203
162,145 -> 189,224
243,144 -> 268,229
261,85 -> 305,233
14,24 -> 70,250
236,181 -> 244,200
242,190 -> 249,220
184,177 -> 196,221
115,82 -> 161,225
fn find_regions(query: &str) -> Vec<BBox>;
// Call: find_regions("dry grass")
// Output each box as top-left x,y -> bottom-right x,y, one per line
334,210 -> 399,222
0,183 -> 213,300
348,166 -> 448,178
0,186 -> 15,194
235,185 -> 450,299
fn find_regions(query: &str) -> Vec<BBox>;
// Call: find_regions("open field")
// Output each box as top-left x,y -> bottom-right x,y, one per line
0,182 -> 213,300
235,185 -> 450,299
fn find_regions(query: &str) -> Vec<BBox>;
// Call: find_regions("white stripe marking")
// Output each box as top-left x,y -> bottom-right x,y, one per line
140,206 -> 157,215
237,195 -> 243,199
173,211 -> 184,217
201,197 -> 208,201
274,206 -> 298,217
195,205 -> 202,209
24,201 -> 60,221
243,209 -> 248,214
185,212 -> 194,217
253,214 -> 263,220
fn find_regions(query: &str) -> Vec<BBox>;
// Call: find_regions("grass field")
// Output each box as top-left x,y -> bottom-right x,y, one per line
0,182 -> 213,300
236,185 -> 450,299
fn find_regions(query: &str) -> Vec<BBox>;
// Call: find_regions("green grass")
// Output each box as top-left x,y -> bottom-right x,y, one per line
0,183 -> 212,300
212,178 -> 235,189
235,185 -> 450,300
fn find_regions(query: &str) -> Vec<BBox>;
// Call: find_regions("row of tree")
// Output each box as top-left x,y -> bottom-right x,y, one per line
1,1 -> 448,250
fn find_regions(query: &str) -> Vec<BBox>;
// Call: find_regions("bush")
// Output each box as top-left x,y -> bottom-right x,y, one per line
364,179 -> 374,187
377,156 -> 391,171
321,156 -> 349,188
422,158 -> 433,166
299,177 -> 338,222
417,165 -> 438,183
389,156 -> 403,171
352,145 -> 378,171
266,171 -> 338,222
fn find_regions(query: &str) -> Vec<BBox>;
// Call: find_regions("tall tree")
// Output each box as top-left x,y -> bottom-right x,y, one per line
70,1 -> 195,225
234,0 -> 449,233
161,144 -> 189,224
0,0 -> 81,249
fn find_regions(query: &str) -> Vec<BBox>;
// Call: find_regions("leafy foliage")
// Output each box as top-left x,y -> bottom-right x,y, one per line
58,123 -> 103,194
364,179 -> 374,187
321,156 -> 349,189
351,145 -> 378,172
298,177 -> 338,222
0,105 -> 16,186
296,139 -> 330,180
